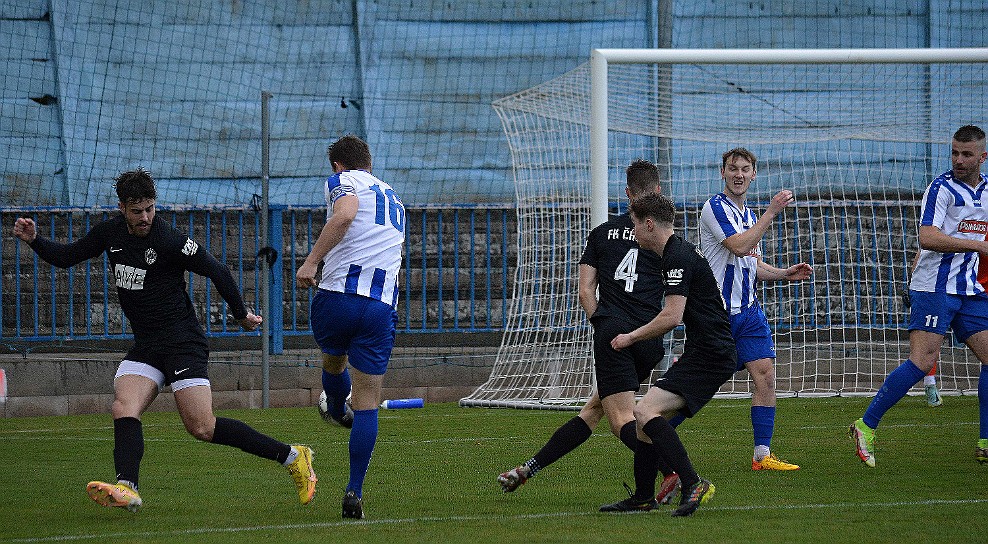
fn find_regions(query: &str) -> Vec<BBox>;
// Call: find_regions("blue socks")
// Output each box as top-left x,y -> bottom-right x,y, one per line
670,400 -> 774,456
322,368 -> 352,420
980,366 -> 988,440
751,405 -> 775,452
347,408 -> 379,498
863,359 -> 926,429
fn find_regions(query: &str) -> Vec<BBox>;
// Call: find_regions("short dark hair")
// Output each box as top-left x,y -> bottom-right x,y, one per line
327,134 -> 372,170
626,159 -> 660,197
722,147 -> 757,170
954,125 -> 986,143
114,168 -> 156,203
630,193 -> 676,227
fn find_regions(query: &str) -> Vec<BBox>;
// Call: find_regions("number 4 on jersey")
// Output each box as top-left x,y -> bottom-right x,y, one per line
614,248 -> 639,292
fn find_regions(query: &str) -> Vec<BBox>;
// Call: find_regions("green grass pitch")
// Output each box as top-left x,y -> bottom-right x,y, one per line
2,396 -> 987,543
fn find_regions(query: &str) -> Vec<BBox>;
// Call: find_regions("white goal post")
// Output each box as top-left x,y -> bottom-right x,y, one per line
462,48 -> 988,410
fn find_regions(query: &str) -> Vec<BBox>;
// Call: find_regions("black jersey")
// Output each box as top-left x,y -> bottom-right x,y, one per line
29,214 -> 247,345
659,234 -> 735,359
580,213 -> 664,325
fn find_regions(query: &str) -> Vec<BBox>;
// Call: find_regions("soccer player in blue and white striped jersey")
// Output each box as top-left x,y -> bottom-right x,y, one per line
699,147 -> 812,471
851,125 -> 988,467
297,135 -> 405,518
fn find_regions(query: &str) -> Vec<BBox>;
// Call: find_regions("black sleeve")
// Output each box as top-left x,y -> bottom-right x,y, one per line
660,245 -> 695,299
27,222 -> 107,268
579,226 -> 599,267
180,240 -> 249,321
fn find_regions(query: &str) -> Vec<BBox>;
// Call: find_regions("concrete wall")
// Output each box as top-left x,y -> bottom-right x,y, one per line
0,343 -> 498,417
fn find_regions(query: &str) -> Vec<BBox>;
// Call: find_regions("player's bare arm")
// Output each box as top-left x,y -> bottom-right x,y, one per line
577,263 -> 599,318
12,217 -> 37,243
918,224 -> 988,255
296,194 -> 359,288
611,294 -> 686,351
755,259 -> 812,281
721,189 -> 794,257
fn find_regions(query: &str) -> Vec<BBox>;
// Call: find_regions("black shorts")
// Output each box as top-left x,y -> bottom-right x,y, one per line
126,336 -> 210,387
653,347 -> 736,417
592,315 -> 665,399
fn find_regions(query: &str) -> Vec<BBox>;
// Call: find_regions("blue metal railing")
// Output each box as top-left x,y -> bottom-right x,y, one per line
2,201 -> 917,350
1,205 -> 517,347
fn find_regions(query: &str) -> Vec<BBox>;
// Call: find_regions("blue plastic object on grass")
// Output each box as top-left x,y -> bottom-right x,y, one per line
380,398 -> 424,409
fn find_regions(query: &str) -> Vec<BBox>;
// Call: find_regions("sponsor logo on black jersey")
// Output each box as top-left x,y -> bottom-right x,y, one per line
182,238 -> 198,256
665,268 -> 684,286
114,263 -> 146,290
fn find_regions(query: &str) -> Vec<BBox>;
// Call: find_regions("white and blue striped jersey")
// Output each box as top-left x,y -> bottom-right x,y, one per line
318,169 -> 405,308
909,170 -> 988,295
699,193 -> 760,315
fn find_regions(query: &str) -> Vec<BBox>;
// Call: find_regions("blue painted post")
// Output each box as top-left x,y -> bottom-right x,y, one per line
268,207 -> 284,354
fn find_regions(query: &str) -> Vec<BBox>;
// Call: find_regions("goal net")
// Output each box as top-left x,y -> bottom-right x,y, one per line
461,48 -> 988,409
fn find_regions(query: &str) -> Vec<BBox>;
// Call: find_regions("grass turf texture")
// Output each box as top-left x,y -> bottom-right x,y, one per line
2,397 -> 987,543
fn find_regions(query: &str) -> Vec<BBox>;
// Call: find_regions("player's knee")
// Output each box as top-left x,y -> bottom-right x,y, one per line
600,400 -> 634,433
606,417 -> 629,437
185,421 -> 214,442
578,406 -> 603,428
747,360 -> 776,389
633,403 -> 658,424
753,371 -> 776,392
322,353 -> 347,374
110,400 -> 126,419
110,399 -> 139,419
910,357 -> 937,373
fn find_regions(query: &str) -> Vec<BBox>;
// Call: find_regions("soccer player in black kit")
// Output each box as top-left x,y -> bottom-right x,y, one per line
600,192 -> 737,517
11,168 -> 317,512
499,160 -> 679,504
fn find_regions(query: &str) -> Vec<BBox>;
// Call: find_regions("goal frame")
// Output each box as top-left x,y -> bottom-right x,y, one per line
461,47 -> 988,410
590,48 -> 988,229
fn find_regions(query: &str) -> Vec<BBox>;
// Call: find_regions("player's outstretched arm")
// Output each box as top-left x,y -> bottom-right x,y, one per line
184,246 -> 252,322
12,217 -> 103,268
756,259 -> 812,282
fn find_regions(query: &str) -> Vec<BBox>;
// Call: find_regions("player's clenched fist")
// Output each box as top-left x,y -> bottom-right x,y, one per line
13,217 -> 37,243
